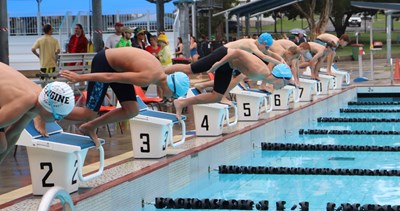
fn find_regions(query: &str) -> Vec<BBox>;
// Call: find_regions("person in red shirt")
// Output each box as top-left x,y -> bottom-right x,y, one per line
67,24 -> 88,53
145,35 -> 160,59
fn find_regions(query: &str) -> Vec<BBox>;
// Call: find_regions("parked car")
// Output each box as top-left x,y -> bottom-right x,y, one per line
348,16 -> 362,27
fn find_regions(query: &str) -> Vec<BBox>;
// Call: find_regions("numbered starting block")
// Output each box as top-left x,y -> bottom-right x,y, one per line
187,88 -> 238,136
271,85 -> 300,110
299,78 -> 320,102
130,96 -> 186,158
230,84 -> 273,121
16,121 -> 105,195
304,67 -> 337,94
320,65 -> 350,89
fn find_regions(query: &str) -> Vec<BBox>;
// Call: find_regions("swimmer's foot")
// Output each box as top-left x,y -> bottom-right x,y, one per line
80,123 -> 101,149
326,71 -> 335,76
259,84 -> 274,93
219,97 -> 234,107
174,99 -> 185,121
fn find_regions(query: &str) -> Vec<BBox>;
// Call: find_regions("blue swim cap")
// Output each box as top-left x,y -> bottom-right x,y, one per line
167,72 -> 190,97
272,64 -> 292,79
257,32 -> 273,48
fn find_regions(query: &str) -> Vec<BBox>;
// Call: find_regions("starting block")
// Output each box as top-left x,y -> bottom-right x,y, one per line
129,96 -> 186,158
299,78 -> 320,102
187,88 -> 238,136
320,65 -> 350,89
304,67 -> 337,93
230,84 -> 273,121
271,85 -> 300,110
16,121 -> 105,195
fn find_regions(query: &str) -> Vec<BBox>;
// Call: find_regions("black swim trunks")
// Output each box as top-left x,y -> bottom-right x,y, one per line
86,49 -> 136,112
0,128 -> 4,132
190,46 -> 228,74
191,46 -> 235,95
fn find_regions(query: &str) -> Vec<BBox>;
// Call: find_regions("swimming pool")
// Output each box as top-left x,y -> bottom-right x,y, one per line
49,87 -> 400,210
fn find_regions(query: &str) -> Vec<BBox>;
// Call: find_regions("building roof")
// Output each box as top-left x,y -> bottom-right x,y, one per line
351,1 -> 400,12
214,0 -> 302,17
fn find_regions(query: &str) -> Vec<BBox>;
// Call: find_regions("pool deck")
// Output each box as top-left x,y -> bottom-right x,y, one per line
0,58 -> 399,210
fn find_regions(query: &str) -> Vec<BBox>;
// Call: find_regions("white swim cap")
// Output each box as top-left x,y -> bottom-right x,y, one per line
38,82 -> 75,118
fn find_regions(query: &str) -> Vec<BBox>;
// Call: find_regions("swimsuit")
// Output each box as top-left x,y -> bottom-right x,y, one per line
86,49 -> 136,112
191,46 -> 234,95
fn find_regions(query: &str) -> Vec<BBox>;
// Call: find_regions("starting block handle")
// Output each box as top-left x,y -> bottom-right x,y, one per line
265,95 -> 273,113
225,105 -> 238,127
74,146 -> 104,182
169,120 -> 186,147
345,72 -> 350,84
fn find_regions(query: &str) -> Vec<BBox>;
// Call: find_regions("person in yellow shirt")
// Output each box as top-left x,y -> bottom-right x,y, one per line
157,33 -> 172,68
31,24 -> 61,81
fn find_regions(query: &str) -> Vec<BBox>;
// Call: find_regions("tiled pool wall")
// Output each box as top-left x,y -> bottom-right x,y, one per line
73,88 -> 357,211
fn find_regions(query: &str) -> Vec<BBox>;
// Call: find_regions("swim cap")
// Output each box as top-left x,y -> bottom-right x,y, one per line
272,64 -> 292,79
257,32 -> 273,48
166,72 -> 190,98
38,82 -> 75,117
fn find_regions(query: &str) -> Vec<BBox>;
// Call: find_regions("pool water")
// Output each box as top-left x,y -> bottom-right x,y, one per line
146,96 -> 400,210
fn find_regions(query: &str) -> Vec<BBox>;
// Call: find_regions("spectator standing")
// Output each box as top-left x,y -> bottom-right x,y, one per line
105,22 -> 124,49
189,35 -> 199,62
199,34 -> 210,57
131,27 -> 149,50
157,33 -> 172,68
116,26 -> 133,48
175,37 -> 184,58
67,24 -> 88,53
31,24 -> 60,81
145,35 -> 161,59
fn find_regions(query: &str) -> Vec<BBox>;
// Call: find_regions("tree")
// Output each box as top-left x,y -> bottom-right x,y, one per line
291,0 -> 333,40
197,0 -> 239,41
278,0 -> 398,39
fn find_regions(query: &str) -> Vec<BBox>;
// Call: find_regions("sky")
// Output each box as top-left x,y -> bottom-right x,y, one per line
7,0 -> 176,17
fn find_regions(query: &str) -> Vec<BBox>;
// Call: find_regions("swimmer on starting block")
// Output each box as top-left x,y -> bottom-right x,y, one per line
164,32 -> 285,104
299,41 -> 334,80
172,47 -> 293,120
60,47 -> 190,147
0,62 -> 75,164
269,40 -> 311,86
315,33 -> 350,76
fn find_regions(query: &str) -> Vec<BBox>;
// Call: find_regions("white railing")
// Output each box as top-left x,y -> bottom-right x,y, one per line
9,10 -> 175,36
37,186 -> 75,211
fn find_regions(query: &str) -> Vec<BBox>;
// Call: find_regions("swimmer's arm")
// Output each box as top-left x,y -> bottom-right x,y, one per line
0,96 -> 35,129
0,114 -> 33,164
252,48 -> 281,65
267,50 -> 286,64
208,49 -> 239,73
311,50 -> 324,63
62,70 -> 148,84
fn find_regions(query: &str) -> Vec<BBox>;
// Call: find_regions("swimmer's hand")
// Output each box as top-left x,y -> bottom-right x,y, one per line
33,116 -> 49,137
60,70 -> 82,83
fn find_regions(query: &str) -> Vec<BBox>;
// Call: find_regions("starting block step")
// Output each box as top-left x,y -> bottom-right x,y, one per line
304,67 -> 337,93
320,64 -> 350,89
17,121 -> 105,195
299,78 -> 320,102
272,85 -> 300,110
130,96 -> 186,158
187,88 -> 238,136
230,85 -> 273,121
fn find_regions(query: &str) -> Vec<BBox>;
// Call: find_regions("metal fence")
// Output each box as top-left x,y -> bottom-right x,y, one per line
9,10 -> 175,37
